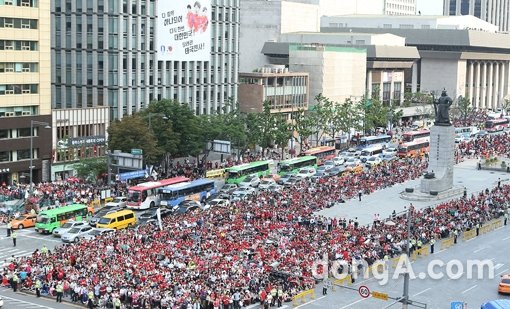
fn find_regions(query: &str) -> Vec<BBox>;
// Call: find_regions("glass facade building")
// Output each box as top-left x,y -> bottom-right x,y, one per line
444,0 -> 510,32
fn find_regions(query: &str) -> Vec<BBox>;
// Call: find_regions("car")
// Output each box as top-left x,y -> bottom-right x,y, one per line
61,225 -> 94,243
266,184 -> 284,193
171,200 -> 202,214
315,165 -> 328,174
206,198 -> 231,209
259,178 -> 277,190
105,196 -> 127,208
333,157 -> 345,166
325,166 -> 345,177
239,175 -> 261,188
499,274 -> 510,294
89,205 -> 122,227
284,176 -> 303,187
52,221 -> 86,237
277,173 -> 294,185
323,160 -> 335,169
383,147 -> 397,155
10,214 -> 37,229
296,168 -> 316,178
311,171 -> 328,183
81,227 -> 115,241
231,186 -> 256,198
381,153 -> 397,162
366,156 -> 382,167
476,130 -> 489,138
139,208 -> 171,223
344,157 -> 361,167
219,183 -> 238,195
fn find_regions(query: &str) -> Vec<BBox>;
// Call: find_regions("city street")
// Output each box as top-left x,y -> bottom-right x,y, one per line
300,222 -> 510,309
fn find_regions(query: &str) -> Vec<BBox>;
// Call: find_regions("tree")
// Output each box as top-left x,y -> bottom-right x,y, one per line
337,98 -> 362,142
74,157 -> 107,183
312,94 -> 335,143
359,96 -> 389,134
108,115 -> 162,164
455,96 -> 472,125
292,108 -> 317,152
272,113 -> 293,159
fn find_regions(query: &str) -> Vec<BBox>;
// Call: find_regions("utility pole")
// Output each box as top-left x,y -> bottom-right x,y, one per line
402,205 -> 412,309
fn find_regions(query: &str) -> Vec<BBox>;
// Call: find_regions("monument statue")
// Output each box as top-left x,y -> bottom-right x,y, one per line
433,89 -> 453,126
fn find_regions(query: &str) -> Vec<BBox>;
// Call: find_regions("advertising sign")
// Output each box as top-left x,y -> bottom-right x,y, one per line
157,0 -> 211,61
67,135 -> 106,147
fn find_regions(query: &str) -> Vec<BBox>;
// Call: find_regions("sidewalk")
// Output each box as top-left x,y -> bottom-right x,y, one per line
317,159 -> 507,225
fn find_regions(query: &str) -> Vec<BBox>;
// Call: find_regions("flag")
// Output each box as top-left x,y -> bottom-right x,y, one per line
156,207 -> 163,231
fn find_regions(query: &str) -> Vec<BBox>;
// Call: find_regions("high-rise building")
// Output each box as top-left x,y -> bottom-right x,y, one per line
0,0 -> 52,185
51,0 -> 239,119
444,0 -> 510,32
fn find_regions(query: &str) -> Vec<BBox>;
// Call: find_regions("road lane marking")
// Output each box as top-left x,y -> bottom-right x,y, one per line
496,268 -> 509,276
461,285 -> 478,294
338,297 -> 369,309
495,263 -> 504,270
412,287 -> 431,297
19,234 -> 61,243
293,296 -> 326,308
0,294 -> 56,309
503,235 -> 510,240
473,247 -> 486,253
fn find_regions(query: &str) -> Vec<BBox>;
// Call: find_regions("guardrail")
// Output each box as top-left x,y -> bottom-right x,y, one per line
292,289 -> 316,306
441,236 -> 455,250
411,246 -> 429,261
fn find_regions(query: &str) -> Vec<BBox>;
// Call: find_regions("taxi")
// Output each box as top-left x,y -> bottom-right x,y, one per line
10,214 -> 37,229
498,274 -> 510,294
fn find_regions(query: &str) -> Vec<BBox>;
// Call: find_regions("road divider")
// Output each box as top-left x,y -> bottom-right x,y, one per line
292,289 -> 316,306
441,237 -> 455,250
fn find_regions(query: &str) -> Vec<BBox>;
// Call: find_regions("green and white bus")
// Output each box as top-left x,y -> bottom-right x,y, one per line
277,156 -> 317,175
35,203 -> 93,234
225,160 -> 272,184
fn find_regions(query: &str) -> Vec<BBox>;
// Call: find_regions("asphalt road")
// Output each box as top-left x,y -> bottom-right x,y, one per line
300,215 -> 510,309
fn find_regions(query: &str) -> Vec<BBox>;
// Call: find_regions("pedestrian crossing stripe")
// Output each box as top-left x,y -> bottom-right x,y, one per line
0,294 -> 57,309
0,248 -> 32,261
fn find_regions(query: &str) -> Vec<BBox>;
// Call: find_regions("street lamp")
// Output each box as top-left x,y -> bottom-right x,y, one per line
30,120 -> 51,195
147,113 -> 168,128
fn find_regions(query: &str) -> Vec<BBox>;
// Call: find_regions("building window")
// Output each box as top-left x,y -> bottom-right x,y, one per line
0,151 -> 10,162
382,82 -> 391,105
17,149 -> 31,160
18,127 -> 32,137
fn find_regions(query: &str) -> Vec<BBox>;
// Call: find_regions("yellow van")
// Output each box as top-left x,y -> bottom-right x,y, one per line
96,209 -> 136,229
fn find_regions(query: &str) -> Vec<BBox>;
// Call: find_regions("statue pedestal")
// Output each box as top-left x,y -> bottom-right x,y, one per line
420,125 -> 455,193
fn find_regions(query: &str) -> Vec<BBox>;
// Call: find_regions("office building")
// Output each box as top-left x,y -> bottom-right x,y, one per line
52,0 -> 239,119
0,0 -> 52,185
444,0 -> 510,32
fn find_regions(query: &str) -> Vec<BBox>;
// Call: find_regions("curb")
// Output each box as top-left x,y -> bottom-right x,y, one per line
16,289 -> 86,308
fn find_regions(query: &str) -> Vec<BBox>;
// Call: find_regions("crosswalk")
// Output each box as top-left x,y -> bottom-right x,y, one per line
0,247 -> 33,261
0,293 -> 57,308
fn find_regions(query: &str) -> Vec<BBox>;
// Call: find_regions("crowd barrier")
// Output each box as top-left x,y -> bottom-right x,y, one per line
205,169 -> 225,178
331,274 -> 352,292
411,246 -> 429,261
441,237 -> 455,250
462,229 -> 476,241
104,197 -> 113,204
292,289 -> 316,306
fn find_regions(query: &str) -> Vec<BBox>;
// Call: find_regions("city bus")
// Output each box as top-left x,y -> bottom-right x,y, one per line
485,118 -> 509,132
301,146 -> 336,165
126,177 -> 190,210
397,140 -> 430,158
225,160 -> 271,184
277,156 -> 318,175
401,129 -> 430,143
159,178 -> 216,207
35,203 -> 93,234
454,126 -> 479,137
356,135 -> 392,150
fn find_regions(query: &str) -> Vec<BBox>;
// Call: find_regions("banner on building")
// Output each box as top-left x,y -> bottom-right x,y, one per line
67,135 -> 106,147
156,0 -> 211,61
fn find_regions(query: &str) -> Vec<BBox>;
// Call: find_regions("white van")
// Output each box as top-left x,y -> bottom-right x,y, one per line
360,146 -> 384,163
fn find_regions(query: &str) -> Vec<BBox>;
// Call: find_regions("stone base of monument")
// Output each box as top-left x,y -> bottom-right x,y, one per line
400,185 -> 464,202
420,125 -> 455,193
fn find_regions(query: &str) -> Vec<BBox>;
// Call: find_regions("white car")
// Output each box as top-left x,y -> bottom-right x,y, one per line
365,156 -> 382,167
333,157 -> 345,166
344,157 -> 362,167
81,228 -> 115,241
52,221 -> 86,238
239,175 -> 261,188
266,184 -> 284,193
61,225 -> 94,243
206,198 -> 231,209
383,147 -> 397,155
232,186 -> 256,198
296,168 -> 316,178
259,178 -> 276,190
105,196 -> 127,208
323,160 -> 335,170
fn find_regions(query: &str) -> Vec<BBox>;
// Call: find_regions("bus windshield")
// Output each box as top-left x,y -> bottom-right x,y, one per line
128,191 -> 141,202
226,170 -> 239,179
36,215 -> 49,224
278,164 -> 291,173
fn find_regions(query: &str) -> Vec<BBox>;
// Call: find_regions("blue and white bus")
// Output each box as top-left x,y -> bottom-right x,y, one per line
356,135 -> 392,150
158,179 -> 216,207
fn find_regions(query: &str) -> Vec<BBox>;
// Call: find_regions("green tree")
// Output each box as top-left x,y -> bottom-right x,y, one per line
108,115 -> 162,164
337,98 -> 362,142
74,157 -> 107,183
312,94 -> 335,143
272,113 -> 293,158
292,108 -> 317,152
359,96 -> 389,134
455,96 -> 472,126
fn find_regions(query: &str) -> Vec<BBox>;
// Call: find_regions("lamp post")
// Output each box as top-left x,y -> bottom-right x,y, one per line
147,113 -> 168,128
30,120 -> 51,195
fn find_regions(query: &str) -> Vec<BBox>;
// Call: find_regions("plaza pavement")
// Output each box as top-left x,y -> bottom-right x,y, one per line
317,158 -> 508,225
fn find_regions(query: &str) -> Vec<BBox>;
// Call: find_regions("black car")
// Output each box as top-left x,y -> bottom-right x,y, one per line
139,208 -> 171,224
89,205 -> 122,227
171,200 -> 202,215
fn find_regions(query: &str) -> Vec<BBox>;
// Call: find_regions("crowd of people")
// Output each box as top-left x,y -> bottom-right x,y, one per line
0,131 -> 508,309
